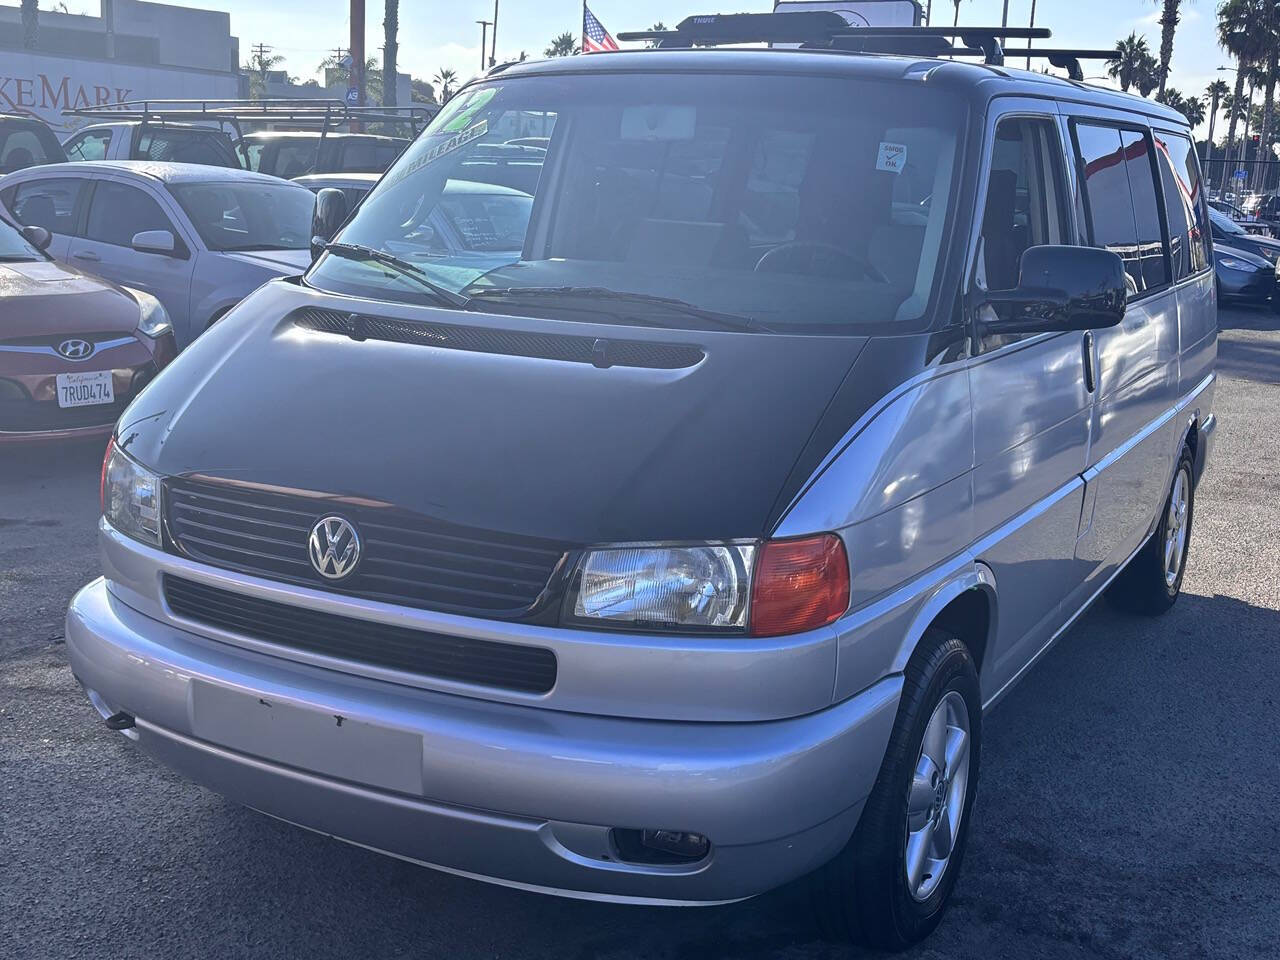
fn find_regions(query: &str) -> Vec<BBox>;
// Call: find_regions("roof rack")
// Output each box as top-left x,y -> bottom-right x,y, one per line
618,13 -> 1118,77
64,99 -> 436,137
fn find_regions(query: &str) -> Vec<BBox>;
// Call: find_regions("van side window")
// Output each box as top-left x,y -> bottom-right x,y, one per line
977,117 -> 1068,292
1071,123 -> 1170,294
1154,130 -> 1211,278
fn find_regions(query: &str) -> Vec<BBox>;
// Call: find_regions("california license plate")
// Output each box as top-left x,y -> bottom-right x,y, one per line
55,370 -> 114,409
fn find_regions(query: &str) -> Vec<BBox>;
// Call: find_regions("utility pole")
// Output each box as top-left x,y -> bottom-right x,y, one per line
477,20 -> 491,71
351,0 -> 365,131
103,0 -> 116,59
490,0 -> 500,67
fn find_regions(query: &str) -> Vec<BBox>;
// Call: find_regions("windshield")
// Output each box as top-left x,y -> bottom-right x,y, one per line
170,181 -> 315,251
0,217 -> 43,260
1210,206 -> 1247,236
306,73 -> 966,334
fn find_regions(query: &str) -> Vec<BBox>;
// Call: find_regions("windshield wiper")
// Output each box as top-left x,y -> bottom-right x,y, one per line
321,242 -> 473,310
469,286 -> 769,332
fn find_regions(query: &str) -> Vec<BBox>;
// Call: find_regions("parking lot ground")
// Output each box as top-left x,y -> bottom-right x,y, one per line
2,306 -> 1278,960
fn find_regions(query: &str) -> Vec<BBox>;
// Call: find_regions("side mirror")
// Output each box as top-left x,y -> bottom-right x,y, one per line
132,230 -> 177,256
979,245 -> 1127,335
311,188 -> 348,260
20,224 -> 51,251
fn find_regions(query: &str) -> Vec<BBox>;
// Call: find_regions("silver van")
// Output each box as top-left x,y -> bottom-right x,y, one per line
68,15 -> 1217,951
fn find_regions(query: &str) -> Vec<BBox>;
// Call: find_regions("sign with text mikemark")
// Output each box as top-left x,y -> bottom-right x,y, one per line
1,51 -> 239,134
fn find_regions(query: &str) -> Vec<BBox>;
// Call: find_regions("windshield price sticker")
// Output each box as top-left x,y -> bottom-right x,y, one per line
877,141 -> 907,174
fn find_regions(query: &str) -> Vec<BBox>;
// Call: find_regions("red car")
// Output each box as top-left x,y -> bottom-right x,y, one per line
0,211 -> 176,443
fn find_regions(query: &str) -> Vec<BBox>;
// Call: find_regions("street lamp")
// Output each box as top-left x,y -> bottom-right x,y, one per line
477,20 -> 491,71
490,0 -> 500,68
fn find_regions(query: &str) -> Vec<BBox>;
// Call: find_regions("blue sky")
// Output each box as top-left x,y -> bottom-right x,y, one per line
48,1 -> 1242,131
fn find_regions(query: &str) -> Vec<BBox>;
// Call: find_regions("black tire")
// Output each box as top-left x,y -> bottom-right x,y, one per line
811,628 -> 981,951
1106,445 -> 1195,616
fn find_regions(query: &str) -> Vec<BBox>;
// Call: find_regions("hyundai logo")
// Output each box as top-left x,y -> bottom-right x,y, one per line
308,516 -> 362,580
57,338 -> 94,361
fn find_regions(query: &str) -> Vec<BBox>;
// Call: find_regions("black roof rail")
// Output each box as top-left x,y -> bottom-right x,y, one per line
1021,48 -> 1122,81
829,26 -> 1049,65
618,11 -> 852,47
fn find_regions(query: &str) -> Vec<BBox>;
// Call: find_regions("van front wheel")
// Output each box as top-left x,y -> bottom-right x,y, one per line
1106,445 -> 1195,615
811,628 -> 981,950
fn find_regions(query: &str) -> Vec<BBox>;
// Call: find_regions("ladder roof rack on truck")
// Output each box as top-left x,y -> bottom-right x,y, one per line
63,98 -> 436,139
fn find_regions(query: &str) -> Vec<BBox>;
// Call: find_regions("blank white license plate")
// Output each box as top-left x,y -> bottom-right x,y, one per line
55,370 -> 114,409
189,680 -> 425,795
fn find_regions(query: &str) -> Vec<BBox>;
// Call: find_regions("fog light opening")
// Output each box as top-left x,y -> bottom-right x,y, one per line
610,828 -> 711,865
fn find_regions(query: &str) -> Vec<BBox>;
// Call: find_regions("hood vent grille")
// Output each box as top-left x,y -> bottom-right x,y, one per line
290,306 -> 704,370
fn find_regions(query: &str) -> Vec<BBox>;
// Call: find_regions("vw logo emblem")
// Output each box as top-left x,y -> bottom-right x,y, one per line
308,516 -> 362,580
57,338 -> 94,361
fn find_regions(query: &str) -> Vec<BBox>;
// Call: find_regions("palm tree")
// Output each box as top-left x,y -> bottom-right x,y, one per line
1218,0 -> 1271,196
432,68 -> 458,103
383,0 -> 399,107
646,22 -> 666,48
1135,47 -> 1161,97
1205,77 -> 1230,156
1108,33 -> 1154,93
1182,95 -> 1207,129
320,55 -> 382,104
20,0 -> 37,48
1159,88 -> 1206,128
243,46 -> 287,100
1151,0 -> 1187,98
544,32 -> 580,58
952,0 -> 965,26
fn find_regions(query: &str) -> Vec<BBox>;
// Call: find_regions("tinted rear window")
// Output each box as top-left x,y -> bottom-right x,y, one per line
1072,123 -> 1170,294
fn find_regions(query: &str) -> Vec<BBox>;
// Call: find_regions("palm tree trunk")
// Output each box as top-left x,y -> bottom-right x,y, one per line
1156,0 -> 1180,98
1205,94 -> 1218,167
1223,68 -> 1246,199
20,0 -> 37,48
1254,69 -> 1274,195
383,0 -> 399,107
953,2 -> 960,26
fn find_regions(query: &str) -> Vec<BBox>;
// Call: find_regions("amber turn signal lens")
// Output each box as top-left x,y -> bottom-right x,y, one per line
749,534 -> 850,637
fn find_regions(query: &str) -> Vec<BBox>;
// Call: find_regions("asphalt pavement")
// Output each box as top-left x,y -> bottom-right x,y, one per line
2,306 -> 1277,960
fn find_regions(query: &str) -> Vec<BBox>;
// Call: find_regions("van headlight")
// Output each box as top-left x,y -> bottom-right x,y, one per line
101,440 -> 162,547
565,535 -> 850,636
569,543 -> 755,630
128,288 -> 173,339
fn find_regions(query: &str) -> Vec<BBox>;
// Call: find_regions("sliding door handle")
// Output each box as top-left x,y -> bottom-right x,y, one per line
1082,331 -> 1096,393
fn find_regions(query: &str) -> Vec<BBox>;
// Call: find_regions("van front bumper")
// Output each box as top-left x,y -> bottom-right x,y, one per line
67,578 -> 901,905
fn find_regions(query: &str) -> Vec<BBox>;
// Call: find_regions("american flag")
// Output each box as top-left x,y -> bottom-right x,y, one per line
582,4 -> 619,53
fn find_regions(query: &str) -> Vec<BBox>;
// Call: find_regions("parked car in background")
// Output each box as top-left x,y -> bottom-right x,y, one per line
1208,206 -> 1280,263
0,206 -> 174,442
61,122 -> 242,168
0,114 -> 67,173
291,172 -> 380,209
0,162 -> 315,348
1213,242 -> 1277,307
295,173 -> 534,287
239,132 -> 408,178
